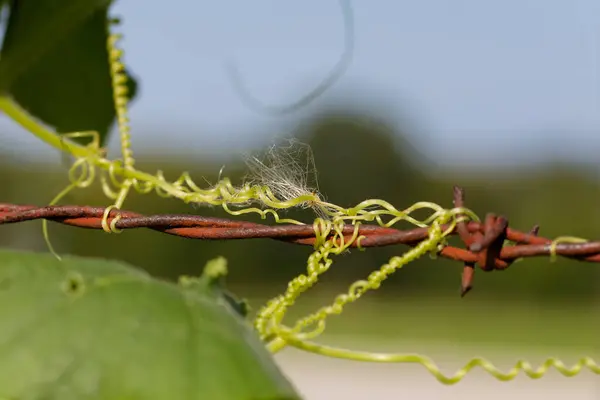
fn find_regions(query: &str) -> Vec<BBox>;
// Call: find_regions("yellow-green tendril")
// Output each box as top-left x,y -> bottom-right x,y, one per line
257,206 -> 599,384
107,27 -> 134,169
101,21 -> 136,232
549,236 -> 588,262
259,206 -> 461,351
0,96 -> 347,226
274,338 -> 600,385
42,131 -> 101,259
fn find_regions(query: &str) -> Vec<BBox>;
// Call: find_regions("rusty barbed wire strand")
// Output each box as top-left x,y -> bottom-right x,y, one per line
2,187 -> 600,293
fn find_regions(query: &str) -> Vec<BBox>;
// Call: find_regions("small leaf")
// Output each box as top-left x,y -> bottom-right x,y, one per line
0,249 -> 299,400
180,256 -> 251,318
0,0 -> 138,145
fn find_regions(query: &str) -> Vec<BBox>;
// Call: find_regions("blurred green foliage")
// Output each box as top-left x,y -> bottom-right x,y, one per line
2,110 -> 598,312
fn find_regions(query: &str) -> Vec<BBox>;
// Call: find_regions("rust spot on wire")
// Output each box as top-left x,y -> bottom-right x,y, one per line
2,187 -> 599,297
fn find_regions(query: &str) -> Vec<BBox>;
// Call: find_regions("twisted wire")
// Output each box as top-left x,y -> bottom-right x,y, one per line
2,200 -> 600,264
2,185 -> 600,303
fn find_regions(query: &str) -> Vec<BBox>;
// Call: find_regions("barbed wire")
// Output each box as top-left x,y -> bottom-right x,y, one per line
1,186 -> 599,295
0,187 -> 595,260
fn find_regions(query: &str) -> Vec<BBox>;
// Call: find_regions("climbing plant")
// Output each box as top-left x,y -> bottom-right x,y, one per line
0,1 -> 597,399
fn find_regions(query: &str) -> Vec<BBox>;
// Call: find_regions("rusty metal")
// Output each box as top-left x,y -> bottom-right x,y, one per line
1,186 -> 599,295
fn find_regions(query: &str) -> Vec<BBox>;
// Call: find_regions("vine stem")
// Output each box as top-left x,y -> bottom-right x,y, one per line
3,94 -> 599,385
0,96 -> 184,198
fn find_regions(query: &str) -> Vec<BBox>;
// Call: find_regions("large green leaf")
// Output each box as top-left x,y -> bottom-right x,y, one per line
0,0 -> 138,145
0,249 -> 299,400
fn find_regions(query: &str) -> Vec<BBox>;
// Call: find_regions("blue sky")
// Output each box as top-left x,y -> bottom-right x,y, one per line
1,0 -> 598,168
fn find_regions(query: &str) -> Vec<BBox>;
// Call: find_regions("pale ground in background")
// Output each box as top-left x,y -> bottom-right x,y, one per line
274,342 -> 599,400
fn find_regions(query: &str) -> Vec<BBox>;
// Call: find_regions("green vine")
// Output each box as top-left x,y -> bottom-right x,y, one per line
0,11 -> 597,386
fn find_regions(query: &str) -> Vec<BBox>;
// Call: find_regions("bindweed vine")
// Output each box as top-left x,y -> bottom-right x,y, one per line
0,9 -> 598,386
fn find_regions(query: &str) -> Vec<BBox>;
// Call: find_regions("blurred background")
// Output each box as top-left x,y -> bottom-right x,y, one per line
0,1 -> 599,398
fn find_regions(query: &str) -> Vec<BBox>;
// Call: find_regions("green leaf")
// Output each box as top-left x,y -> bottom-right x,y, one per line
0,0 -> 138,145
0,249 -> 300,400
